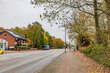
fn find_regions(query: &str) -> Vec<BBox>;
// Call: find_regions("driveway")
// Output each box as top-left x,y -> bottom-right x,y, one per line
0,49 -> 65,73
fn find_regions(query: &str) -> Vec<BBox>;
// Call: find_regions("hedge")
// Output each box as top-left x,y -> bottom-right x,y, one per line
15,46 -> 31,50
84,44 -> 110,67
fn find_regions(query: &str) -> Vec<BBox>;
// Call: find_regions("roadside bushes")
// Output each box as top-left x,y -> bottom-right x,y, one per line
15,46 -> 31,50
84,44 -> 110,67
80,47 -> 86,52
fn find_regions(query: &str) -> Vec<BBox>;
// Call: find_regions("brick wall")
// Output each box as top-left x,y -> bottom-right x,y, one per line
0,32 -> 15,48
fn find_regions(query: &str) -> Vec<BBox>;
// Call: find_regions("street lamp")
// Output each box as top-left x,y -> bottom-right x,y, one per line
61,18 -> 69,53
65,24 -> 67,53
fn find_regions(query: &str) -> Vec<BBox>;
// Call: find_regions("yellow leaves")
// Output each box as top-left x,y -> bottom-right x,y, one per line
26,38 -> 32,46
53,38 -> 64,48
68,11 -> 95,46
44,34 -> 49,45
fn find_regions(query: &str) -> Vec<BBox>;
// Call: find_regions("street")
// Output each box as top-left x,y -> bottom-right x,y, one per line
0,49 -> 64,73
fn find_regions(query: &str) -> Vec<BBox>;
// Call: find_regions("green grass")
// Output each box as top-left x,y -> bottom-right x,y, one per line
84,44 -> 110,67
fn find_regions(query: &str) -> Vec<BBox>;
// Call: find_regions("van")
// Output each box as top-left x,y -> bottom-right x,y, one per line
43,45 -> 50,50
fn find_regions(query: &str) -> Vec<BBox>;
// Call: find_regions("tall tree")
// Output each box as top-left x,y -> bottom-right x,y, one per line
68,12 -> 94,46
32,0 -> 105,44
27,22 -> 45,48
105,0 -> 110,39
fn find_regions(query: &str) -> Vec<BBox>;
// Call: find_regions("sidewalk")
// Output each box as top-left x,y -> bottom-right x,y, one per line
36,50 -> 110,73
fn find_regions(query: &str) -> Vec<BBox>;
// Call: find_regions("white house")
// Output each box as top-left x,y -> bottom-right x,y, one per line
0,39 -> 8,50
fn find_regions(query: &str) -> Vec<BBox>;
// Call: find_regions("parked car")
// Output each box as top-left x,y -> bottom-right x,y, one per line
0,48 -> 4,55
43,45 -> 50,50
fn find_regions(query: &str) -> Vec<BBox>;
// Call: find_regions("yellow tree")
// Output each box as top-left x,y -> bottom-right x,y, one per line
26,38 -> 32,46
44,34 -> 49,45
68,12 -> 95,46
53,38 -> 64,48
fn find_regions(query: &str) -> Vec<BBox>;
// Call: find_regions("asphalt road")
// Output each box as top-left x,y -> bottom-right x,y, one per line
0,49 -> 65,73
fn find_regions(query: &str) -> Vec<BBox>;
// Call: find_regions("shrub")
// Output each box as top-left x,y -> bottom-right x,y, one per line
80,47 -> 86,52
15,46 -> 31,50
84,44 -> 110,67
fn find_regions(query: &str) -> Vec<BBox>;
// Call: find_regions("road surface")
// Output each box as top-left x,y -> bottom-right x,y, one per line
0,49 -> 65,73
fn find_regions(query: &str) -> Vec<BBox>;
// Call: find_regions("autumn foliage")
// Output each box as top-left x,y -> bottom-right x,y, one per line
52,38 -> 64,48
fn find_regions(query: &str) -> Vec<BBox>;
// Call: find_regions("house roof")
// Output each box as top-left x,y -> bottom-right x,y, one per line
0,31 -> 26,40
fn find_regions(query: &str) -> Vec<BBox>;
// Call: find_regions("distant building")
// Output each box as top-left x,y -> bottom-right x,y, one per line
0,31 -> 26,50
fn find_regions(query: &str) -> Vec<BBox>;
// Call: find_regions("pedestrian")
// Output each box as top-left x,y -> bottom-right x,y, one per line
72,47 -> 76,51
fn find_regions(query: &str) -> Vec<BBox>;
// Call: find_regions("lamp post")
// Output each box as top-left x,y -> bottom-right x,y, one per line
62,18 -> 68,53
65,24 -> 67,53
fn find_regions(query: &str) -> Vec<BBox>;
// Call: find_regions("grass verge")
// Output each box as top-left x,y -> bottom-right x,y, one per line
81,44 -> 110,67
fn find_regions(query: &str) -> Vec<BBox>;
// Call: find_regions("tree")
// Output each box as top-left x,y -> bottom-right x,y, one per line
50,36 -> 55,48
53,38 -> 64,48
27,38 -> 32,46
0,27 -> 5,32
44,34 -> 49,45
11,27 -> 23,34
48,36 -> 53,48
9,21 -> 56,49
32,0 -> 105,44
45,32 -> 53,48
68,12 -> 94,46
26,22 -> 45,49
105,0 -> 110,40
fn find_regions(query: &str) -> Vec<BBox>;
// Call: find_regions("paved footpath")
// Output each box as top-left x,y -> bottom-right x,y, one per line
36,50 -> 110,73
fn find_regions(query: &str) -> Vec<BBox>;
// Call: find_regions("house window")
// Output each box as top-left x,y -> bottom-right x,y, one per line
23,40 -> 25,43
4,34 -> 6,37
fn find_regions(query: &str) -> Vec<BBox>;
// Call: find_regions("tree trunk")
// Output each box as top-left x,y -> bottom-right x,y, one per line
105,0 -> 110,42
94,0 -> 101,44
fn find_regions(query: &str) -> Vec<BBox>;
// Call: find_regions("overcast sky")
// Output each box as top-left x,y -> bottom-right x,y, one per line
0,0 -> 73,44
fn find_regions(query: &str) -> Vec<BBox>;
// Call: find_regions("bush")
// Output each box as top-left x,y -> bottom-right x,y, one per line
84,44 -> 110,67
80,47 -> 86,52
15,46 -> 31,50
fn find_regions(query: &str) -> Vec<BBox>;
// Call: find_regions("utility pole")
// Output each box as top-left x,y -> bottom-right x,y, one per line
65,25 -> 66,53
